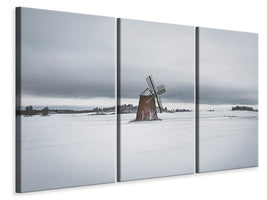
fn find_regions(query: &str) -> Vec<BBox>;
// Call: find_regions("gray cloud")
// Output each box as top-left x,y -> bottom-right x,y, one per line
20,8 -> 115,99
199,28 -> 258,105
119,19 -> 195,103
20,10 -> 256,106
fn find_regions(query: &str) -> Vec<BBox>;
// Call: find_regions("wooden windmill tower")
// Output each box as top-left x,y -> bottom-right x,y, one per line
136,75 -> 166,121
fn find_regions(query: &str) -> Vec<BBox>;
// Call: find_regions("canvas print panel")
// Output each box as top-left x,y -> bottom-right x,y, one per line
16,8 -> 116,192
197,27 -> 258,172
118,19 -> 195,181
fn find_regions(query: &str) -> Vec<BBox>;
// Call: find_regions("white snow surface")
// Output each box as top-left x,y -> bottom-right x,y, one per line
119,112 -> 195,181
199,109 -> 258,172
19,108 -> 256,190
20,113 -> 116,192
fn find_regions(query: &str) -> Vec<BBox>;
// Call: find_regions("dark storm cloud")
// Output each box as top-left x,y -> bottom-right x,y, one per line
119,19 -> 195,103
198,28 -> 258,105
21,8 -> 115,98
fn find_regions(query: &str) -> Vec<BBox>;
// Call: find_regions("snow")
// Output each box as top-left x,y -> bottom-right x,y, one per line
119,112 -> 195,181
20,113 -> 116,192
19,108 -> 256,190
198,109 -> 258,172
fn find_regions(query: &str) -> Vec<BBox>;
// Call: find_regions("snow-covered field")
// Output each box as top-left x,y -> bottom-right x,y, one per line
119,112 -> 195,181
20,113 -> 115,192
19,107 -> 256,190
199,109 -> 258,172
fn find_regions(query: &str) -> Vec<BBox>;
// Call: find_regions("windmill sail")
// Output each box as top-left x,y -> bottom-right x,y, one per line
156,84 -> 166,95
146,76 -> 155,93
158,96 -> 163,111
155,95 -> 162,113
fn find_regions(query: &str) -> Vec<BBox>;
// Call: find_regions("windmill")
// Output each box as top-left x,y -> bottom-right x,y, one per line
135,75 -> 166,121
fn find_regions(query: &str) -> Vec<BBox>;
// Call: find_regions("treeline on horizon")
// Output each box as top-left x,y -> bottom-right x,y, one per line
17,104 -> 193,117
17,105 -> 115,116
232,106 -> 258,112
118,104 -> 192,114
17,105 -> 257,117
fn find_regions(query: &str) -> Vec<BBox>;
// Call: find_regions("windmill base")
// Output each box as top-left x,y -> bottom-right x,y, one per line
135,95 -> 159,121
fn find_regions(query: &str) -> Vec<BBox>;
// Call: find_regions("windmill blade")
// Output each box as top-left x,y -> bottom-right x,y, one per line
147,75 -> 164,113
156,84 -> 166,95
146,75 -> 157,94
157,96 -> 163,113
146,95 -> 155,104
154,94 -> 162,113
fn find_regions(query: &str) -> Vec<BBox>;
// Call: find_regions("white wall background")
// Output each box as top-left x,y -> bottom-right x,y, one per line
0,0 -> 266,199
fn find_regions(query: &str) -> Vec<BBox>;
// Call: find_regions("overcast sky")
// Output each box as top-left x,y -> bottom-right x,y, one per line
119,19 -> 195,106
199,28 -> 258,105
20,8 -> 115,107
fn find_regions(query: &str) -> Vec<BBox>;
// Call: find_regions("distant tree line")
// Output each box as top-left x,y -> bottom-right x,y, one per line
18,106 -> 50,116
118,104 -> 192,114
93,106 -> 115,113
17,104 -> 193,116
175,109 -> 192,112
118,104 -> 138,114
17,106 -> 116,116
232,106 -> 258,112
